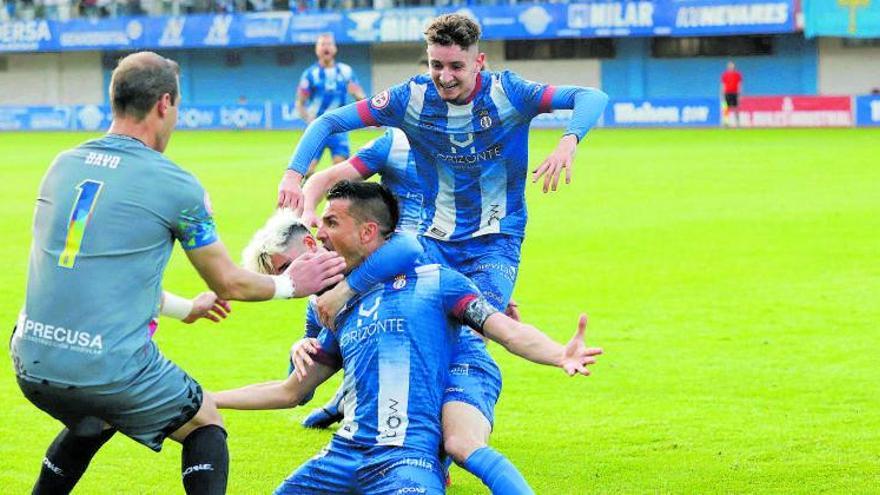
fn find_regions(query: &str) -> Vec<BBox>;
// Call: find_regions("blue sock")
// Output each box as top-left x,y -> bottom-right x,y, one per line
462,446 -> 534,495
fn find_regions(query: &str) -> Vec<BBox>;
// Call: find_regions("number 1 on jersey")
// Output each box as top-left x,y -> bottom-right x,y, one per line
58,180 -> 104,269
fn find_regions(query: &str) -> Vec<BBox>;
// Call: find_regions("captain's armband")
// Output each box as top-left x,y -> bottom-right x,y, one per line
461,297 -> 500,333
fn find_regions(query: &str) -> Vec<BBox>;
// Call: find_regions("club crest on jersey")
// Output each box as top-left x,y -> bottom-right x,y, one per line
371,90 -> 390,109
479,115 -> 493,129
392,275 -> 407,290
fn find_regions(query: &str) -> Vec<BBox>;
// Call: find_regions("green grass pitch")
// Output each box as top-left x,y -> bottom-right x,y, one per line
1,128 -> 878,494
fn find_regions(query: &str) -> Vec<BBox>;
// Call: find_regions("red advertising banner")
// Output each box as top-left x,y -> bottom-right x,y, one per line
735,96 -> 853,128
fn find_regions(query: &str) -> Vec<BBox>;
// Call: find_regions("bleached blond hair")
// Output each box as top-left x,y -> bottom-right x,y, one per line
241,208 -> 310,274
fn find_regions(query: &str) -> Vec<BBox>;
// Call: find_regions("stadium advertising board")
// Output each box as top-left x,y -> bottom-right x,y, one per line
0,0 -> 797,53
0,105 -> 111,131
854,95 -> 880,127
0,104 -> 270,131
736,96 -> 854,127
664,0 -> 795,36
603,98 -> 721,127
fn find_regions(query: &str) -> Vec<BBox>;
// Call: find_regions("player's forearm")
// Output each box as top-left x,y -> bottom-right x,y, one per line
187,242 -> 280,301
549,86 -> 608,142
286,104 -> 364,175
346,232 -> 424,293
487,315 -> 564,367
213,268 -> 277,301
214,379 -> 305,410
301,169 -> 335,216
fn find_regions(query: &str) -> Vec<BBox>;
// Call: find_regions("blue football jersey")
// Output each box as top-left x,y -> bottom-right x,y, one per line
350,128 -> 424,234
298,62 -> 360,119
315,264 -> 482,456
356,71 -> 555,241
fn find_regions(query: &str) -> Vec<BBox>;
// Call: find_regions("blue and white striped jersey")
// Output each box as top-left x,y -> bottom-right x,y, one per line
350,128 -> 424,235
314,264 -> 481,456
356,71 -> 555,241
298,62 -> 360,119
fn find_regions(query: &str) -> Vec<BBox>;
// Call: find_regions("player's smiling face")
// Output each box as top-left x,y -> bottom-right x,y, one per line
317,199 -> 363,271
427,43 -> 485,104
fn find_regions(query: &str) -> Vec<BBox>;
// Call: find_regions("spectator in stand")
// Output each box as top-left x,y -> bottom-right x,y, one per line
720,60 -> 743,127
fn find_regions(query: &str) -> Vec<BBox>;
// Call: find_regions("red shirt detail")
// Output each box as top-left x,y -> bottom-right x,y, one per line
721,70 -> 742,94
349,155 -> 371,177
356,99 -> 378,126
463,74 -> 483,104
451,294 -> 480,330
539,85 -> 557,114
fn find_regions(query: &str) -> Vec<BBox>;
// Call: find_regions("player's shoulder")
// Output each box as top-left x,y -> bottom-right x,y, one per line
337,62 -> 354,74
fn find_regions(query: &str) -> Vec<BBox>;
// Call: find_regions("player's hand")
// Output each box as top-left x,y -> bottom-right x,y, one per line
183,291 -> 231,324
316,280 -> 356,330
560,313 -> 603,376
278,170 -> 304,209
504,299 -> 521,322
301,208 -> 321,229
290,337 -> 322,382
532,134 -> 578,193
285,251 -> 347,298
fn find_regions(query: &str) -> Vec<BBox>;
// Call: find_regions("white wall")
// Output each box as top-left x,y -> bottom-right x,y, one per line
369,40 -> 602,93
818,38 -> 880,95
0,52 -> 103,105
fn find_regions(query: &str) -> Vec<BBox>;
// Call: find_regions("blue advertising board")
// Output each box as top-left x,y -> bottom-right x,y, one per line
0,105 -> 111,131
0,0 -> 798,53
176,104 -> 271,130
854,95 -> 880,127
603,98 -> 721,127
2,98 -> 727,131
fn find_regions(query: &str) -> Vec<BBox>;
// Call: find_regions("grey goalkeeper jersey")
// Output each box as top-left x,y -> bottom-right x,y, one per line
11,134 -> 218,387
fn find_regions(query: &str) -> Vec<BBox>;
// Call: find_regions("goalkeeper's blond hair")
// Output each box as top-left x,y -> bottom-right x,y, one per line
241,209 -> 310,274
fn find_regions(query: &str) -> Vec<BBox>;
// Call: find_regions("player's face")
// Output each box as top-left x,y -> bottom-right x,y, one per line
427,43 -> 485,104
317,199 -> 363,271
315,36 -> 337,63
269,235 -> 323,274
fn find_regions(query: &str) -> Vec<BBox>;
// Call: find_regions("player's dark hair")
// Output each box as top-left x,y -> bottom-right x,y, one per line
110,51 -> 180,121
424,14 -> 481,49
326,181 -> 399,237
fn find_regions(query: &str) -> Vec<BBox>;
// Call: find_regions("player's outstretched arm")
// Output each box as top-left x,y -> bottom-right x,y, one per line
279,104 -> 367,209
185,241 -> 345,301
301,161 -> 366,226
161,290 -> 231,324
532,86 -> 609,193
213,363 -> 337,410
476,306 -> 602,376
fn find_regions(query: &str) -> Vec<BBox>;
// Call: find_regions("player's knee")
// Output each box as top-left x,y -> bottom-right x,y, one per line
443,431 -> 485,464
197,393 -> 224,428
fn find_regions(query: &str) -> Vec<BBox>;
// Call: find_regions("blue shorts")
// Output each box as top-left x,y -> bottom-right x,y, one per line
274,437 -> 444,495
314,132 -> 350,161
420,234 -> 522,311
444,332 -> 503,426
420,234 -> 523,426
15,341 -> 201,452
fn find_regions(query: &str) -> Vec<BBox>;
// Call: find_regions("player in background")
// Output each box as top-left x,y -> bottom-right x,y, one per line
10,51 -> 385,495
293,33 -> 367,180
214,181 -> 603,494
721,60 -> 743,127
277,14 -> 608,494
